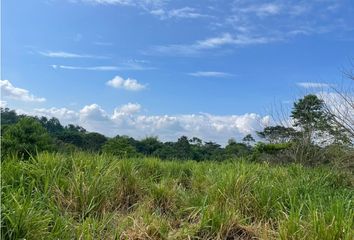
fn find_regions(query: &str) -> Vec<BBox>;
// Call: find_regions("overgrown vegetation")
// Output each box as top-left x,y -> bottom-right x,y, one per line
1,89 -> 353,239
1,152 -> 353,239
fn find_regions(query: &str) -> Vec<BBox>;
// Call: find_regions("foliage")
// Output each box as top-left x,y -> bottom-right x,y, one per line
254,142 -> 292,154
1,117 -> 53,159
225,139 -> 250,158
137,136 -> 163,155
257,125 -> 298,143
291,94 -> 330,132
1,107 -> 24,126
37,116 -> 64,136
83,132 -> 107,152
242,134 -> 255,145
102,136 -> 140,158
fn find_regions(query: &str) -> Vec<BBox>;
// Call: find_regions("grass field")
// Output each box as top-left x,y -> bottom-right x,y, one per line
2,152 -> 353,239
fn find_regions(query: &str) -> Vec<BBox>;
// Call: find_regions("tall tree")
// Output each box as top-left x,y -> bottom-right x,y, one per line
291,94 -> 332,144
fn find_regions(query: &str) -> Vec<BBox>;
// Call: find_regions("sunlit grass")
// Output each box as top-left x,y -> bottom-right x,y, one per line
2,152 -> 353,239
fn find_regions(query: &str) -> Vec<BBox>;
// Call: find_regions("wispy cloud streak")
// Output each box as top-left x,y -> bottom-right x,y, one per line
39,51 -> 108,59
146,33 -> 276,56
189,71 -> 232,77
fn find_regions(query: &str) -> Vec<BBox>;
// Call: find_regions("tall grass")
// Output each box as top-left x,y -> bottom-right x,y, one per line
2,152 -> 353,239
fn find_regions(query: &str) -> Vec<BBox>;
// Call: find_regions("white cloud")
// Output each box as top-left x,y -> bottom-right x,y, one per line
39,51 -> 106,59
0,80 -> 46,102
189,71 -> 231,77
75,0 -> 166,14
79,0 -> 164,7
238,3 -> 282,17
51,65 -> 119,71
297,82 -> 332,89
198,33 -> 271,48
151,7 -> 210,19
196,33 -> 237,48
150,8 -> 165,16
33,107 -> 79,124
51,61 -> 154,71
80,104 -> 109,121
115,103 -> 141,115
77,0 -> 210,21
146,33 -> 274,56
22,103 -> 271,145
219,0 -> 350,47
106,76 -> 146,91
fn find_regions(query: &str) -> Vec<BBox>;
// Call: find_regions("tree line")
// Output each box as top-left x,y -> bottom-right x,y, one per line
1,94 -> 353,167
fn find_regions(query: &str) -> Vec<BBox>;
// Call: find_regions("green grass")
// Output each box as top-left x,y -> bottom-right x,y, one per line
1,152 -> 353,239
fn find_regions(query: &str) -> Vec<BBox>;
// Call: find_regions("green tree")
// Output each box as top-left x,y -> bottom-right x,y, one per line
291,94 -> 334,144
154,142 -> 177,160
102,136 -> 139,158
242,134 -> 255,146
137,137 -> 162,155
225,139 -> 249,158
202,141 -> 224,161
1,117 -> 53,159
57,131 -> 85,149
84,132 -> 107,152
257,126 -> 297,143
175,136 -> 193,160
1,108 -> 21,125
38,117 -> 64,136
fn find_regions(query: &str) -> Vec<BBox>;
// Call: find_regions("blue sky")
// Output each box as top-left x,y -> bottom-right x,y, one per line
2,0 -> 354,144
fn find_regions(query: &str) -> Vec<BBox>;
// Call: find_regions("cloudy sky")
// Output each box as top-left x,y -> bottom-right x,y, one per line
2,0 -> 354,144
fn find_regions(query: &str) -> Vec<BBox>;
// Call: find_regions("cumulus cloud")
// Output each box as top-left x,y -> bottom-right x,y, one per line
189,71 -> 231,77
115,103 -> 141,115
33,107 -> 79,124
106,76 -> 146,91
80,104 -> 109,121
24,103 -> 271,145
0,80 -> 46,102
